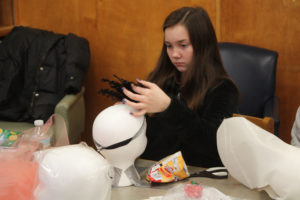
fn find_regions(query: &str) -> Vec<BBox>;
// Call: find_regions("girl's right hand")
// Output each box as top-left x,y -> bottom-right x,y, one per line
122,79 -> 171,116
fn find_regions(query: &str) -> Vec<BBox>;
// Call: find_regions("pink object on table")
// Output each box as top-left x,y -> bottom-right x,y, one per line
184,181 -> 203,198
0,140 -> 39,200
0,159 -> 39,200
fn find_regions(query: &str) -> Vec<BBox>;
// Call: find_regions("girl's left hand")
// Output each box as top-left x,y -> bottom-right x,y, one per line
122,79 -> 171,117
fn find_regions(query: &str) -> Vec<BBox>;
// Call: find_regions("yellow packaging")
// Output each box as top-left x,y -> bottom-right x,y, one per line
146,151 -> 190,183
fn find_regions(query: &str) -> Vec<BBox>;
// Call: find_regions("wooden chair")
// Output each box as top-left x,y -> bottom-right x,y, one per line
233,114 -> 274,134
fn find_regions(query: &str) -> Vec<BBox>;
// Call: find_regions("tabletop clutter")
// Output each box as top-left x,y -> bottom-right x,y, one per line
1,105 -> 300,200
144,151 -> 234,200
0,115 -> 70,200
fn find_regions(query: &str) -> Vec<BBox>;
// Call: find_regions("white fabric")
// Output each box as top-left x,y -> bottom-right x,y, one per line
34,143 -> 112,200
291,106 -> 300,147
217,117 -> 300,200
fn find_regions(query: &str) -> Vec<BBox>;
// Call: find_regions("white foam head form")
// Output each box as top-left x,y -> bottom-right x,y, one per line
34,143 -> 112,200
217,117 -> 300,200
92,104 -> 147,186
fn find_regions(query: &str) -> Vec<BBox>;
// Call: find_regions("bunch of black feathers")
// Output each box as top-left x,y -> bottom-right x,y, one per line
98,74 -> 143,102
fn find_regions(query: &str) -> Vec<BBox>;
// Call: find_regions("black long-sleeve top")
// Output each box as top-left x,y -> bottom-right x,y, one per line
140,78 -> 239,167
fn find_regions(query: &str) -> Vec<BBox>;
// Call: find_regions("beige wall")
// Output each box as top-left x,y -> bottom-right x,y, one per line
12,0 -> 300,144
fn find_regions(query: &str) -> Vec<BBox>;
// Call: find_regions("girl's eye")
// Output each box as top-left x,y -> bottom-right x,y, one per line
181,44 -> 188,48
165,44 -> 172,48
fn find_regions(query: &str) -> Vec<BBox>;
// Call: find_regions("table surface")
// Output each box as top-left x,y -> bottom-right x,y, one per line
111,159 -> 271,200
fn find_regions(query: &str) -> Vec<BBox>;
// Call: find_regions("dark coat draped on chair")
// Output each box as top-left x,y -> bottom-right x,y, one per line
0,26 -> 90,122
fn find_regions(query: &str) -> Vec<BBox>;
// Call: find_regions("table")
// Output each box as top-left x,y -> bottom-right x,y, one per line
111,159 -> 271,200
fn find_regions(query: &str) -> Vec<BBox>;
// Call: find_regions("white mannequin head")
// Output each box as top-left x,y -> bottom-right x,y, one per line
92,104 -> 147,186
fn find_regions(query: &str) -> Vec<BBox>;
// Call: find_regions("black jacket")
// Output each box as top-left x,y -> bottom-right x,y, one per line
141,78 -> 239,168
0,26 -> 90,122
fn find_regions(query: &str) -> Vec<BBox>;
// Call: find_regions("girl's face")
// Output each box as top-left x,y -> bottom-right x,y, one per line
164,24 -> 194,73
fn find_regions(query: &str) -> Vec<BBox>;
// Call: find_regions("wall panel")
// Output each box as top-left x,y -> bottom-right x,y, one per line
11,0 -> 299,144
13,0 -> 218,145
0,0 -> 13,26
220,0 -> 300,142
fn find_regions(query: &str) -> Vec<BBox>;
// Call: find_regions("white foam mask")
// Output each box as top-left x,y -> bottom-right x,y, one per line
217,117 -> 300,200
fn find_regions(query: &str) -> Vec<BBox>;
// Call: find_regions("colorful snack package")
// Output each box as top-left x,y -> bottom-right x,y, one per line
0,128 -> 22,148
146,151 -> 190,183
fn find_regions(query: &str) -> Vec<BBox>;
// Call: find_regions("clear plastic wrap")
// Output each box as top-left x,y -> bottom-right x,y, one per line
21,114 -> 69,149
162,182 -> 242,200
0,128 -> 22,148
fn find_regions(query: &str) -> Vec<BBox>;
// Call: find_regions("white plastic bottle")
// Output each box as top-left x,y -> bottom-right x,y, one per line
34,119 -> 52,149
34,120 -> 44,136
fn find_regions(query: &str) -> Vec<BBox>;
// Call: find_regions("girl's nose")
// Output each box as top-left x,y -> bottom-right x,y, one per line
172,48 -> 181,58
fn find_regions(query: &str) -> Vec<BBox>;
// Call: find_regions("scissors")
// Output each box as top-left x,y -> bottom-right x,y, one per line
189,167 -> 228,179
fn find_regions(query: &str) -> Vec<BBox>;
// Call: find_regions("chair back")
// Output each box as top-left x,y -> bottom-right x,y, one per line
219,42 -> 278,118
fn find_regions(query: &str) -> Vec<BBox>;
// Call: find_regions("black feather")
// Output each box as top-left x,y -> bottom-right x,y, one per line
98,74 -> 143,102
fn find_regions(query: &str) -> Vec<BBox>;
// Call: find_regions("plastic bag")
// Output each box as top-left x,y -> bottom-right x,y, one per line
162,182 -> 236,200
0,114 -> 69,200
0,133 -> 40,200
21,114 -> 69,149
34,142 -> 113,200
0,128 -> 22,148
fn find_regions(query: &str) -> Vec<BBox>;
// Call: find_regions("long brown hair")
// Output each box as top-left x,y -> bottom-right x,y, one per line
148,7 -> 230,110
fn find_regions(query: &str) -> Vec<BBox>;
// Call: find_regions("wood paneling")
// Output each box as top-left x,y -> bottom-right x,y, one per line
0,25 -> 13,37
10,0 -> 299,144
0,0 -> 13,26
220,0 -> 300,143
13,0 -> 218,145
